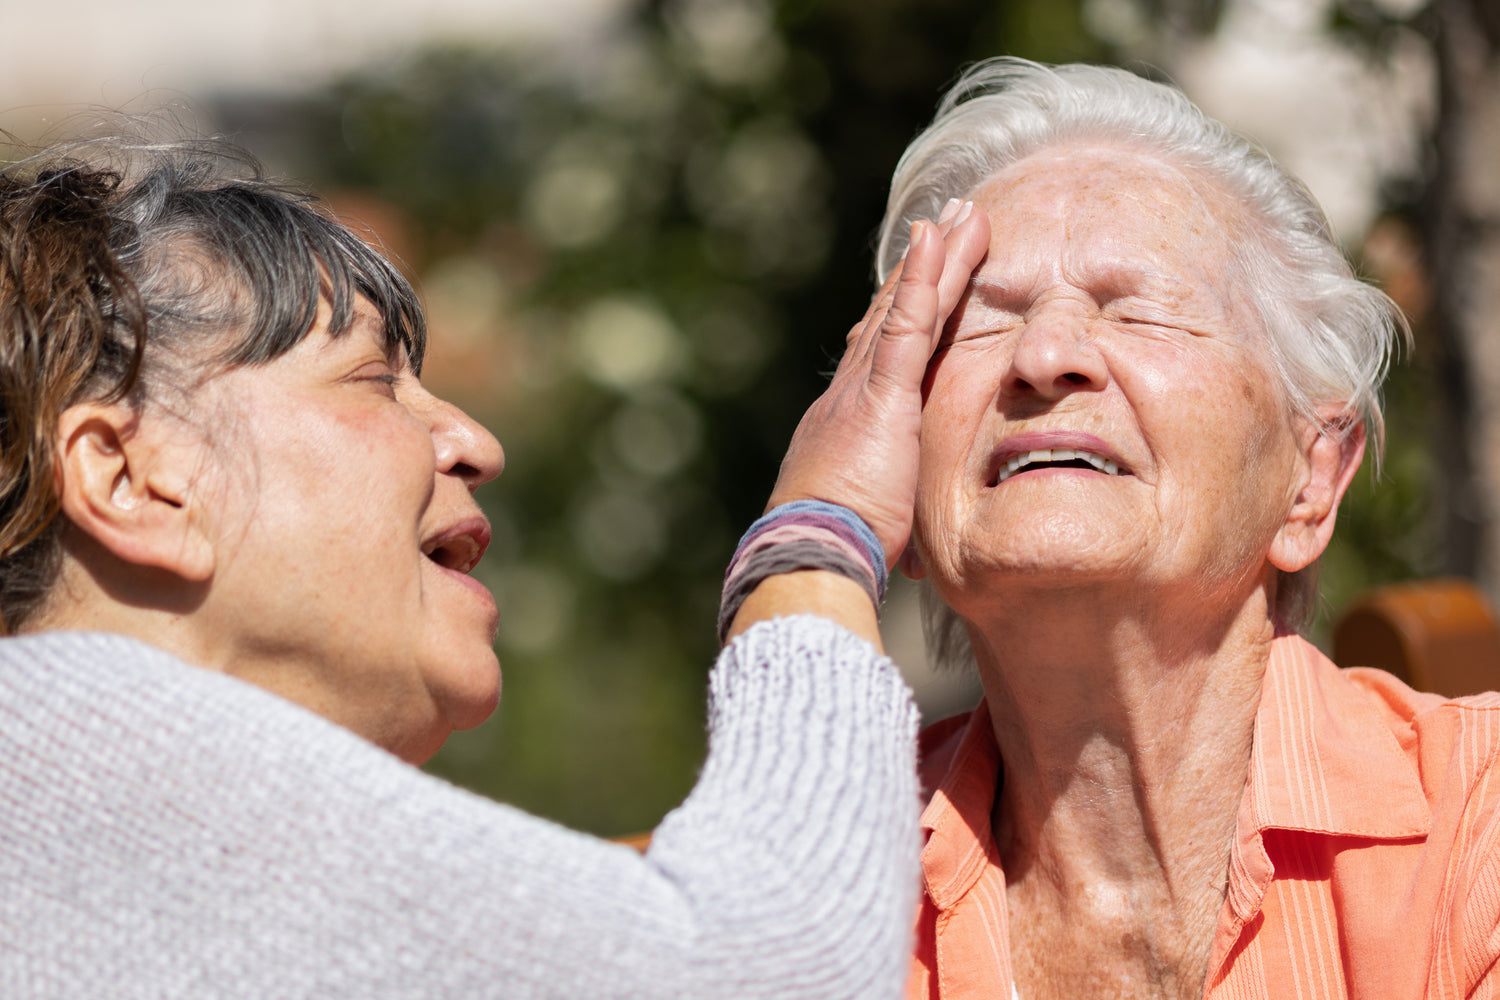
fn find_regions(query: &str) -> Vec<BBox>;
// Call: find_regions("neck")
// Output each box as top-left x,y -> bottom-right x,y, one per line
967,577 -> 1274,902
23,535 -> 213,664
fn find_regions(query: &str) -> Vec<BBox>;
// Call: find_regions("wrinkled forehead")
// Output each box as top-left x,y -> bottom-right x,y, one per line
967,143 -> 1265,322
977,144 -> 1251,262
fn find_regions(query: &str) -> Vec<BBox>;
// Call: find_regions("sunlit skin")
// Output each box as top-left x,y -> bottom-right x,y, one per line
904,144 -> 1364,997
36,299 -> 506,765
190,302 -> 506,763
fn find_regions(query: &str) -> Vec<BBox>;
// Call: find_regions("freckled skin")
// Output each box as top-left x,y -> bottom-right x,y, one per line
910,144 -> 1333,999
914,144 -> 1303,623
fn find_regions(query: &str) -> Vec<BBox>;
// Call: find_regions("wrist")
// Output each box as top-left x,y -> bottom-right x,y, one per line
724,572 -> 883,649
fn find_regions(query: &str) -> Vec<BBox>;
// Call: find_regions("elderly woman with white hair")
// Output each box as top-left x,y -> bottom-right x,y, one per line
865,59 -> 1500,998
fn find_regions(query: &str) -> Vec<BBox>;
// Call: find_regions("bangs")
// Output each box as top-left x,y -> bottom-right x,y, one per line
120,174 -> 426,373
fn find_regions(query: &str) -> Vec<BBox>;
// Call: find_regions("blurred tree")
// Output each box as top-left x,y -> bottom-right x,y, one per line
1418,0 -> 1500,599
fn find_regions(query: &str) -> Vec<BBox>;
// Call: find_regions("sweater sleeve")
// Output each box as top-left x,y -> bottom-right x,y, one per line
0,617 -> 920,1000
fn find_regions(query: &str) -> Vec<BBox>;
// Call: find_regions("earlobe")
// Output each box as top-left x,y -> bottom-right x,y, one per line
898,542 -> 928,581
1268,414 -> 1366,574
55,403 -> 215,582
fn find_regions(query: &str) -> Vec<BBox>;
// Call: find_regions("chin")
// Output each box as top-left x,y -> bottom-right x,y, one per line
431,646 -> 503,733
392,674 -> 498,766
398,726 -> 455,766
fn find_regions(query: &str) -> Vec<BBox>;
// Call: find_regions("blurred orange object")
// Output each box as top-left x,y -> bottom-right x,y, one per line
613,831 -> 653,853
1332,578 -> 1500,698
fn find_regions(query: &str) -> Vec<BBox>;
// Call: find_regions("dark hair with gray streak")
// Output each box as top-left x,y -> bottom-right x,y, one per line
0,131 -> 426,632
874,58 -> 1406,664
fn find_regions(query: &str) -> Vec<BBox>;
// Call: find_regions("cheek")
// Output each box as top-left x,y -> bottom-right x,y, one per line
920,343 -> 1003,444
326,407 -> 436,495
916,390 -> 978,502
1141,361 -> 1297,526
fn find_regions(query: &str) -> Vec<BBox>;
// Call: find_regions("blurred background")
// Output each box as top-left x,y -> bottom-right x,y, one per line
4,0 -> 1495,836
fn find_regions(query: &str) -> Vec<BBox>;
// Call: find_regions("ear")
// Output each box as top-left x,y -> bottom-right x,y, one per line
898,542 -> 928,581
54,402 -> 215,582
1267,410 -> 1366,574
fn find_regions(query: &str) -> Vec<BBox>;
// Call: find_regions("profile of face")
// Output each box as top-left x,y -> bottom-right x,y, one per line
910,144 -> 1356,622
179,297 -> 505,763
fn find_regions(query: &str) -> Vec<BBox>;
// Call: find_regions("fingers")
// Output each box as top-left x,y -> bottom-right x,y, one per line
859,201 -> 985,340
934,203 -> 988,320
843,200 -> 962,349
765,198 -> 986,557
878,220 -> 946,344
856,204 -> 986,384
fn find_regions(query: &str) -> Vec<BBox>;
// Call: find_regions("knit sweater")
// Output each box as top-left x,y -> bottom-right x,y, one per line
0,615 -> 920,999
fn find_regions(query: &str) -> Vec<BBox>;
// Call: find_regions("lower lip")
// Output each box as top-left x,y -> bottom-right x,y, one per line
991,467 -> 1120,487
431,560 -> 497,604
431,562 -> 500,641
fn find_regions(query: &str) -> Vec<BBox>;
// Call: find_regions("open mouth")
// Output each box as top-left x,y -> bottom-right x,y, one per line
991,448 -> 1123,486
421,520 -> 490,574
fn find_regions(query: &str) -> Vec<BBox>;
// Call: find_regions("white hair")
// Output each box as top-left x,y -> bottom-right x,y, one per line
877,58 -> 1407,648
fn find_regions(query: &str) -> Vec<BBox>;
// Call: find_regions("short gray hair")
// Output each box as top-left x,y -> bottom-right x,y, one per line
875,58 -> 1406,652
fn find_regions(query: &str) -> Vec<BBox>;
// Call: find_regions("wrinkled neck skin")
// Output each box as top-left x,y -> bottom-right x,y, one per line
966,568 -> 1274,939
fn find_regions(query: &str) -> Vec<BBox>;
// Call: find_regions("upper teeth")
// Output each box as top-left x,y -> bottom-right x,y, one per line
997,449 -> 1120,484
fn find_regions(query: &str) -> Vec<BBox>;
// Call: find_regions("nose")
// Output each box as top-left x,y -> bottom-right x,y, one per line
425,392 -> 505,490
1004,302 -> 1108,402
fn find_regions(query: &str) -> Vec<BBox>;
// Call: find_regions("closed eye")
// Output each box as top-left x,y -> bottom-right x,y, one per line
1101,306 -> 1195,337
946,317 -> 1022,346
347,362 -> 402,398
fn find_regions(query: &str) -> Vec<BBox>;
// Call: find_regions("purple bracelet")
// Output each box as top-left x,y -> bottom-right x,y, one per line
718,500 -> 887,642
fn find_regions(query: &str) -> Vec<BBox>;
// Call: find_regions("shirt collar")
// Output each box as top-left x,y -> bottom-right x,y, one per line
917,634 -> 1434,915
918,699 -> 1003,910
1243,633 -> 1430,840
1221,633 -> 1432,932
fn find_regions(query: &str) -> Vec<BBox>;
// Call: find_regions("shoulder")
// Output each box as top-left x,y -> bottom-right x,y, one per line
1333,662 -> 1500,898
1,630 -> 353,739
1338,662 -> 1500,780
1262,635 -> 1500,840
0,628 -> 195,679
0,629 -> 526,880
0,629 -> 438,800
1275,634 -> 1500,774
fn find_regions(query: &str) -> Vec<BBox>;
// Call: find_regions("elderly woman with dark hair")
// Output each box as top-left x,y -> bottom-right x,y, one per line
0,134 -> 990,998
880,60 -> 1500,999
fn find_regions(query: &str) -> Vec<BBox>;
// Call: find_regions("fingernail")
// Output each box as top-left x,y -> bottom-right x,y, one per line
901,220 -> 923,259
936,198 -> 962,224
953,200 -> 974,226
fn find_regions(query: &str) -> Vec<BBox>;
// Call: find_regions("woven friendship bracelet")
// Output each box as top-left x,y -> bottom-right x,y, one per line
729,500 -> 885,571
717,500 -> 888,642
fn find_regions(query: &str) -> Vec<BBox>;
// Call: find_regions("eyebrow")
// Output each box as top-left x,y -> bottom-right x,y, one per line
965,274 -> 1028,306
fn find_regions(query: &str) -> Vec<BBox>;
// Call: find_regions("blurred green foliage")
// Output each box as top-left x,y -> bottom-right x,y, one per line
210,0 -> 1434,835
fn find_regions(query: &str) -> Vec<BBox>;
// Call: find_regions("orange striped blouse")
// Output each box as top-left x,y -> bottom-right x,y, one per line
906,634 -> 1500,999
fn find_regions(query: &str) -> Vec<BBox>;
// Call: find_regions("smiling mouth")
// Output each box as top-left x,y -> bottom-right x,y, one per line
992,448 -> 1122,486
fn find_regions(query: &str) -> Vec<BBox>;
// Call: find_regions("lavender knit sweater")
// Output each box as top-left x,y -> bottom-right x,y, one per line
0,615 -> 920,999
